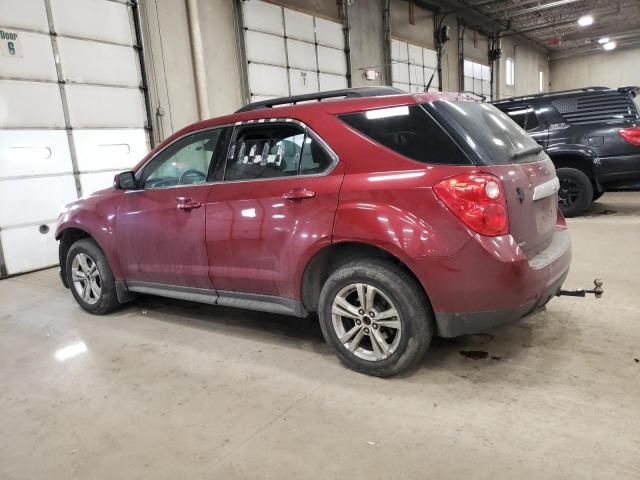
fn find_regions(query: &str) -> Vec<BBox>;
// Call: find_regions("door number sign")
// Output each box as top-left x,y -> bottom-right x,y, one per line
0,30 -> 21,58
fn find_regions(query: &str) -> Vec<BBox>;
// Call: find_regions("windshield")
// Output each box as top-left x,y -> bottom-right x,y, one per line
430,100 -> 545,165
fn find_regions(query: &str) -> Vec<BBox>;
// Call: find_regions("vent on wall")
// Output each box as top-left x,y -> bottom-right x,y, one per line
551,92 -> 637,125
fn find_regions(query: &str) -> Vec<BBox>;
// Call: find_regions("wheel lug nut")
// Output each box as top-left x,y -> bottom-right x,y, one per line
364,328 -> 369,334
369,311 -> 375,317
373,324 -> 378,329
358,309 -> 365,315
355,319 -> 361,325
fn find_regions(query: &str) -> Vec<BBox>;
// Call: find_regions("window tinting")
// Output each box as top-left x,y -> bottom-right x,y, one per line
142,129 -> 222,189
433,101 -> 543,165
338,105 -> 470,165
501,106 -> 539,131
300,135 -> 333,174
225,125 -> 304,181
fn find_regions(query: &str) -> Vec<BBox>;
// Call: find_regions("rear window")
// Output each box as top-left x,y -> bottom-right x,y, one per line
338,105 -> 470,165
432,100 -> 543,165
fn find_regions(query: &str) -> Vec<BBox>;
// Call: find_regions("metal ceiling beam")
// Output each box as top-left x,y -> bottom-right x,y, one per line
550,39 -> 640,59
502,5 -> 622,36
504,0 -> 582,18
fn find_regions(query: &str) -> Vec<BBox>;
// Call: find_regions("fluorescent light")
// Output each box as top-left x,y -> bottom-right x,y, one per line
603,41 -> 617,50
598,37 -> 610,44
55,341 -> 87,361
577,15 -> 593,26
365,106 -> 409,120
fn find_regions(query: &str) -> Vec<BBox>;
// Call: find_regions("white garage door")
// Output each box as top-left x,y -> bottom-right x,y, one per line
241,0 -> 348,102
0,0 -> 149,277
391,38 -> 438,93
463,59 -> 492,101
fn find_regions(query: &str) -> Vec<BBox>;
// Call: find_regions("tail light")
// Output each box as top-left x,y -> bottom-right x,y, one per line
434,173 -> 509,236
619,127 -> 640,146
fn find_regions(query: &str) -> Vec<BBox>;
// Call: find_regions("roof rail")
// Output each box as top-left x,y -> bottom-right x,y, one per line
492,86 -> 611,104
235,87 -> 405,113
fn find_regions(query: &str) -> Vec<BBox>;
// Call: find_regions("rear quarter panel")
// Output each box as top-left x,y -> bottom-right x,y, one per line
324,113 -> 474,260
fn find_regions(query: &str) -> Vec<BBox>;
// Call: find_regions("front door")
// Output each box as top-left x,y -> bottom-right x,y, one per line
116,127 -> 229,288
205,122 -> 343,300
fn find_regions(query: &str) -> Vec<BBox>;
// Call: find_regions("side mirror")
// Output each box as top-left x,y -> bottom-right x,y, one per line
114,171 -> 137,190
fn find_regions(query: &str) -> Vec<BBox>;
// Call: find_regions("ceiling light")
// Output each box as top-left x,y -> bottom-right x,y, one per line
598,37 -> 610,44
603,41 -> 617,51
577,15 -> 594,26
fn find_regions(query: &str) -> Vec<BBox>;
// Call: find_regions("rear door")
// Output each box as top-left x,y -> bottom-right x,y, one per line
205,121 -> 343,299
431,101 -> 558,258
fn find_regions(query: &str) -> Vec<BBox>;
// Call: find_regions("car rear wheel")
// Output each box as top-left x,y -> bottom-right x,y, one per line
66,238 -> 120,315
557,167 -> 593,217
318,259 -> 433,377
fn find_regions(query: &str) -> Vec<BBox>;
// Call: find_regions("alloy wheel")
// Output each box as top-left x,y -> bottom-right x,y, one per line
331,283 -> 402,361
558,178 -> 581,208
71,253 -> 102,305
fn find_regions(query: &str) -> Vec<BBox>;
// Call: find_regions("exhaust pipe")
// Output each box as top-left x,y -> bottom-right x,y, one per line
557,279 -> 604,299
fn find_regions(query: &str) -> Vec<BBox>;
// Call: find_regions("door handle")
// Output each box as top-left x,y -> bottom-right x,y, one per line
176,196 -> 202,210
282,188 -> 316,201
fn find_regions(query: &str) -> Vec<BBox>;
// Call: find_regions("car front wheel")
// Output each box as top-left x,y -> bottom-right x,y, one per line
318,259 -> 433,377
66,238 -> 120,314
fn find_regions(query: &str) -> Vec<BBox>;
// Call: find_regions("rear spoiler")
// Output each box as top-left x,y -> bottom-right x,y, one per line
618,86 -> 639,96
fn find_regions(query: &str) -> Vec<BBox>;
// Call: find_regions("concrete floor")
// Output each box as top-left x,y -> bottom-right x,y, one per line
1,192 -> 639,480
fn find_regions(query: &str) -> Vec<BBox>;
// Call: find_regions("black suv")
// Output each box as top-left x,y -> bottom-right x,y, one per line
493,86 -> 640,216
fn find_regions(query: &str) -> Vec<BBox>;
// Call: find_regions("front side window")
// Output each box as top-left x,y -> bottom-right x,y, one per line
338,105 -> 470,165
141,129 -> 224,189
224,124 -> 333,181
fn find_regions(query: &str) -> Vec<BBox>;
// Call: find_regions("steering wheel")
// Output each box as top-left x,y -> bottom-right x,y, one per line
179,169 -> 207,185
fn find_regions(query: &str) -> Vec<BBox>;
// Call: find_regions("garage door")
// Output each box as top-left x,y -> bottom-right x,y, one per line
0,0 -> 149,277
241,0 -> 348,102
391,38 -> 438,93
463,59 -> 492,101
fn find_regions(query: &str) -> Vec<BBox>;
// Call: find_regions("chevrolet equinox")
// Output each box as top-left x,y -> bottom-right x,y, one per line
56,87 -> 571,377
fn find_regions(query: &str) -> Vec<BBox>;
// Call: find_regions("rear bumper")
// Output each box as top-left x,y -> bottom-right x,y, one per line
599,152 -> 640,186
435,270 -> 568,337
411,228 -> 572,337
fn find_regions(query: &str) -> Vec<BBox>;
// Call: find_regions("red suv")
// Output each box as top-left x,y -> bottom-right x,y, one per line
56,87 -> 571,377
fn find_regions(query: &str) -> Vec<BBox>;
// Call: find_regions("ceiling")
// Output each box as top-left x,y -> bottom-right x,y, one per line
422,0 -> 640,58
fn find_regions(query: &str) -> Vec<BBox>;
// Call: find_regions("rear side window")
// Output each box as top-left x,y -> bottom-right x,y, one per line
431,101 -> 543,165
338,105 -> 470,165
501,105 -> 539,131
551,91 -> 638,125
224,124 -> 334,181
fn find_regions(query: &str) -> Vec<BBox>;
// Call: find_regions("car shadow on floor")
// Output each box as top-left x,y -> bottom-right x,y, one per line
119,294 -> 572,381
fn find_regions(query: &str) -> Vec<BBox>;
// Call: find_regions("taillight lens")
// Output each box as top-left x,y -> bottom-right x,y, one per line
619,127 -> 640,146
434,173 -> 509,236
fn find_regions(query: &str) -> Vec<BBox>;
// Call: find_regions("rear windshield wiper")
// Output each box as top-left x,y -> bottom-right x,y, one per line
511,144 -> 543,160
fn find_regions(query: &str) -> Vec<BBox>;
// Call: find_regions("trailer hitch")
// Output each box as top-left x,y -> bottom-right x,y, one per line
557,279 -> 604,299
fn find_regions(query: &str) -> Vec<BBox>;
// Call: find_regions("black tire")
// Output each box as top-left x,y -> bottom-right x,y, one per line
557,167 -> 593,217
592,190 -> 604,202
65,238 -> 120,314
318,259 -> 433,377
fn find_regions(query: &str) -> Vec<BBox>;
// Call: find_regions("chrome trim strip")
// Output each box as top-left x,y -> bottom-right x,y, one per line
532,176 -> 560,201
129,118 -> 339,192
